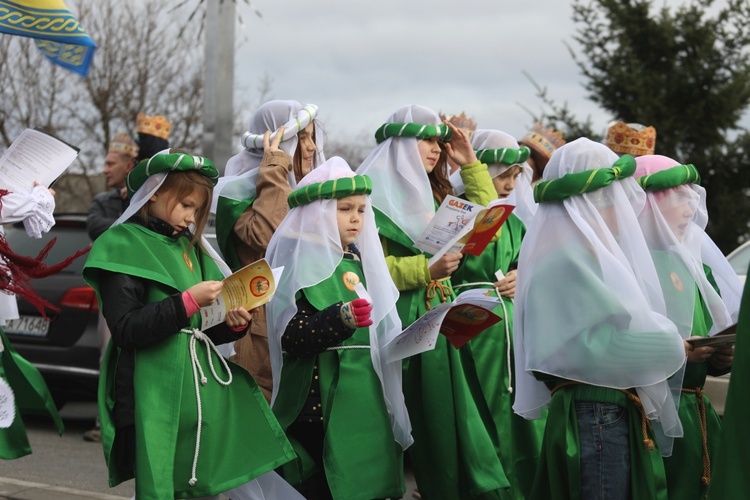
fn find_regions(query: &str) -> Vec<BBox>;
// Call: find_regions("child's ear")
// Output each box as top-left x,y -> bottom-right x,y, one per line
149,193 -> 158,202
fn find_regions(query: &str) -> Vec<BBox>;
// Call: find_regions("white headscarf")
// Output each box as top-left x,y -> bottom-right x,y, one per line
450,129 -> 537,226
212,101 -> 324,213
513,138 -> 686,450
355,104 -> 443,243
265,157 -> 412,449
634,155 -> 739,333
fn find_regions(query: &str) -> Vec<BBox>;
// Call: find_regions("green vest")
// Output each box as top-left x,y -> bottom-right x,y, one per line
273,256 -> 405,500
83,223 -> 295,499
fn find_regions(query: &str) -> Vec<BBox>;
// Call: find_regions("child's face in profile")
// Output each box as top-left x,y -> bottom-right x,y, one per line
492,165 -> 522,198
337,195 -> 366,249
149,188 -> 204,236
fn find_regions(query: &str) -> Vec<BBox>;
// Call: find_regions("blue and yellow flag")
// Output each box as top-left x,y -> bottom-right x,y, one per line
0,0 -> 96,76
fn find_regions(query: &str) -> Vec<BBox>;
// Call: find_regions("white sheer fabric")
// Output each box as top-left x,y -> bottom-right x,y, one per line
213,101 -> 325,213
356,105 -> 441,243
265,157 -> 412,449
513,138 -> 685,449
634,155 -> 739,333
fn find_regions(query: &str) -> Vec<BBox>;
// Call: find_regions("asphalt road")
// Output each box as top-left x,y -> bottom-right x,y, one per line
1,402 -> 419,499
0,402 -> 133,499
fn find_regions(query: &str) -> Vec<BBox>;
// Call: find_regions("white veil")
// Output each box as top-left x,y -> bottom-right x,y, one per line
356,104 -> 441,243
634,155 -> 738,333
212,101 -> 325,214
513,138 -> 686,450
265,157 -> 412,449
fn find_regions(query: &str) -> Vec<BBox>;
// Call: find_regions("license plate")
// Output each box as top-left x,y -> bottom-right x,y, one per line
4,316 -> 50,337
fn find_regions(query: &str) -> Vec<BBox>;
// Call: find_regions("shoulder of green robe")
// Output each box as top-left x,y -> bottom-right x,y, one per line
373,207 -> 422,254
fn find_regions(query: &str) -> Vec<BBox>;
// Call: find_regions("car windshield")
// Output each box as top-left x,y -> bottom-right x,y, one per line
728,243 -> 750,275
4,220 -> 89,274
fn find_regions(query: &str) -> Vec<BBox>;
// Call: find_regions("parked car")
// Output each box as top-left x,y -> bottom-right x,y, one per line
3,213 -> 98,407
726,240 -> 750,285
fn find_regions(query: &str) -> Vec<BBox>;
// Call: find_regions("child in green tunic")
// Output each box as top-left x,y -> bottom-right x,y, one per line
634,155 -> 738,500
356,105 -> 510,500
83,151 -> 298,499
266,157 -> 412,500
214,101 -> 323,402
515,139 -> 686,500
451,129 -> 545,499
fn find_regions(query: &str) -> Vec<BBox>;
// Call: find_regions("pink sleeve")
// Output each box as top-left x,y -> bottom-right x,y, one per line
182,290 -> 201,317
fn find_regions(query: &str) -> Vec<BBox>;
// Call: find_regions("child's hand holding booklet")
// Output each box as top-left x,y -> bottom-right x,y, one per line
200,259 -> 282,330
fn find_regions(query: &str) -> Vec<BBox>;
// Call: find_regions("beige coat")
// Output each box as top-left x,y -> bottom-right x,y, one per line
230,150 -> 293,402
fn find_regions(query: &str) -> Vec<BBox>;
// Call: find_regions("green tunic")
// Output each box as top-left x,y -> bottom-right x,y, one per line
378,211 -> 510,500
652,252 -> 722,500
273,257 -> 405,500
0,328 -> 64,459
451,214 -> 545,499
83,223 -> 295,499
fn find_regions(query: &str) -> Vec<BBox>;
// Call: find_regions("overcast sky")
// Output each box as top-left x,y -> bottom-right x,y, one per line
226,0 -> 730,149
230,0 -> 592,145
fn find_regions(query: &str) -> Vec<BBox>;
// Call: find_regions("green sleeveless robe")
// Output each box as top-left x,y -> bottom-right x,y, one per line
377,209 -> 510,500
451,214 -> 545,499
651,252 -> 722,500
83,223 -> 295,499
0,328 -> 64,459
273,256 -> 405,500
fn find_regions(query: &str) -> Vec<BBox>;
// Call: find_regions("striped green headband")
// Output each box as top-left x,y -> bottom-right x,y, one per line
637,164 -> 700,191
475,146 -> 531,166
374,122 -> 452,144
534,154 -> 636,203
127,152 -> 219,198
288,175 -> 373,208
240,104 -> 319,149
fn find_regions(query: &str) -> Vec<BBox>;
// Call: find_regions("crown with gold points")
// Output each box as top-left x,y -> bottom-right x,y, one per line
605,121 -> 656,157
439,111 -> 477,138
136,113 -> 171,140
108,133 -> 139,158
519,122 -> 566,161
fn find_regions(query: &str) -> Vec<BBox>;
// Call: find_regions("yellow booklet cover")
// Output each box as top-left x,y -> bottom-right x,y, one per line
200,259 -> 276,329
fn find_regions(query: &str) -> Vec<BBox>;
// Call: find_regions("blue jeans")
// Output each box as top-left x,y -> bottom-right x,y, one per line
575,401 -> 631,500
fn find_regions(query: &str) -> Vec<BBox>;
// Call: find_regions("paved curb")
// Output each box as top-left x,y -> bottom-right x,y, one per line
0,478 -> 128,500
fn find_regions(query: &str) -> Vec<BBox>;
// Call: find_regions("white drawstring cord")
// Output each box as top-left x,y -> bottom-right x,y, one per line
452,281 -> 513,393
182,328 -> 233,487
324,345 -> 370,351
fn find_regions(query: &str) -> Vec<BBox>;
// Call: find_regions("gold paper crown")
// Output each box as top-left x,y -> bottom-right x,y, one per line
136,113 -> 171,140
439,111 -> 477,137
108,133 -> 139,158
520,122 -> 566,160
605,122 -> 656,157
